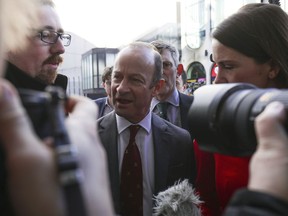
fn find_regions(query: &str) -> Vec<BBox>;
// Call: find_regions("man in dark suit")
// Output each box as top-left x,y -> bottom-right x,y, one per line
97,42 -> 195,216
150,40 -> 194,140
95,66 -> 114,118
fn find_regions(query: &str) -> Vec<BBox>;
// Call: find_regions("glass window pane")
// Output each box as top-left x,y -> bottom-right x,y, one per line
182,0 -> 205,49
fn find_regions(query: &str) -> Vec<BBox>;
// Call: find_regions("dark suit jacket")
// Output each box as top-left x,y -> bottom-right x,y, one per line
178,91 -> 194,140
94,97 -> 107,118
178,91 -> 193,130
97,111 -> 195,214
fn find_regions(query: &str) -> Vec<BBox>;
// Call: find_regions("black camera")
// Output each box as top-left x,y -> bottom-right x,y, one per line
0,86 -> 69,215
19,86 -> 68,139
188,83 -> 288,156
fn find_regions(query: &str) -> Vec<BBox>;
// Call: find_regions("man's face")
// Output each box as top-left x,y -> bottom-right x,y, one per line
157,49 -> 177,98
111,46 -> 161,123
103,77 -> 112,97
8,5 -> 65,84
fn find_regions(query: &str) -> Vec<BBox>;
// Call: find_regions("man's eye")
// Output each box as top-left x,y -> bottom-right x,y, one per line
132,78 -> 142,83
112,75 -> 121,82
41,31 -> 50,37
163,61 -> 173,69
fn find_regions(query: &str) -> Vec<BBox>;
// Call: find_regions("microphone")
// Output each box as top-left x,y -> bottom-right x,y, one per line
153,179 -> 202,216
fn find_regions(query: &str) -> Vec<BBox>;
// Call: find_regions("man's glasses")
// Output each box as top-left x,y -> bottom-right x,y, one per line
38,30 -> 72,46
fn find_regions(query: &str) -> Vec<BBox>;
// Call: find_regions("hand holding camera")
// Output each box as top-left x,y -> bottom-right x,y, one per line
250,101 -> 288,203
0,79 -> 114,216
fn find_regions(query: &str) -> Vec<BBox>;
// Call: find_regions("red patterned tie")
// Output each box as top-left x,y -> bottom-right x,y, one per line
120,125 -> 143,216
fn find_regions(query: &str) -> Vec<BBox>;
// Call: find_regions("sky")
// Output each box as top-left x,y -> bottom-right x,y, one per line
54,0 -> 178,47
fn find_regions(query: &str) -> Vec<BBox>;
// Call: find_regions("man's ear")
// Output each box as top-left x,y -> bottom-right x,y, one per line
152,79 -> 165,96
267,59 -> 280,79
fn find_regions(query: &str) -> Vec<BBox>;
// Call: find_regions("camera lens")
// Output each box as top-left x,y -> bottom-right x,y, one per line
188,83 -> 288,156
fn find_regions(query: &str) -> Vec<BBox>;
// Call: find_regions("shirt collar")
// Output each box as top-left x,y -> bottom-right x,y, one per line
151,88 -> 179,109
105,97 -> 113,108
116,111 -> 152,134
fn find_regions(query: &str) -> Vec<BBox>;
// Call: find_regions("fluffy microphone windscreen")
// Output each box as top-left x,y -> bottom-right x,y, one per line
153,179 -> 202,216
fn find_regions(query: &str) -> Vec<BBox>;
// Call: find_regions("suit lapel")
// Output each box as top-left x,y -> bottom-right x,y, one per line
99,98 -> 106,117
152,114 -> 171,194
98,112 -> 121,211
179,92 -> 193,130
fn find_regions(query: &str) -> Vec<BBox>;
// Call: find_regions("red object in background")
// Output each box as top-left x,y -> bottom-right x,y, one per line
211,63 -> 218,78
177,64 -> 184,76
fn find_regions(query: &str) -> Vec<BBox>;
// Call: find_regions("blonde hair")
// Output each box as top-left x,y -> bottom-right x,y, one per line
1,0 -> 40,52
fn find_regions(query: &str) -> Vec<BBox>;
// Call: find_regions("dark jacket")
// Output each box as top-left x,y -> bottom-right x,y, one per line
4,61 -> 68,91
95,97 -> 107,118
97,111 -> 195,214
223,189 -> 288,216
178,92 -> 194,140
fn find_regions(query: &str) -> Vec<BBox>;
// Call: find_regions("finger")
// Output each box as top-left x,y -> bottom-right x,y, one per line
66,95 -> 98,119
255,101 -> 288,150
65,96 -> 98,135
250,102 -> 288,202
64,96 -> 114,215
0,80 -> 40,151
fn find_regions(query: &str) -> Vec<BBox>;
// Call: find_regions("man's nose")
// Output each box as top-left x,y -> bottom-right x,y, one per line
50,38 -> 65,55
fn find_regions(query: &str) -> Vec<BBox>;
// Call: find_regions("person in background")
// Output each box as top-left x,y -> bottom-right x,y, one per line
150,40 -> 194,139
97,41 -> 195,216
194,3 -> 288,216
5,0 -> 70,92
0,0 -> 114,215
150,40 -> 198,213
95,66 -> 114,118
176,69 -> 188,93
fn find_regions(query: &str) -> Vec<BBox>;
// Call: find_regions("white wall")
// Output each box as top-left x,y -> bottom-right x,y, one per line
58,32 -> 95,95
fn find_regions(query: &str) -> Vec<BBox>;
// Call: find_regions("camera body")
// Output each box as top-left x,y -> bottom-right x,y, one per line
188,83 -> 288,156
20,87 -> 66,137
0,86 -> 68,215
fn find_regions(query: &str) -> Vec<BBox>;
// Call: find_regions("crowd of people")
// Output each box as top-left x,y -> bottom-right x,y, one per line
1,0 -> 288,216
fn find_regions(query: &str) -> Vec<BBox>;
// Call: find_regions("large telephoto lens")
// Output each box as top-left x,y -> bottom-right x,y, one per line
188,83 -> 288,156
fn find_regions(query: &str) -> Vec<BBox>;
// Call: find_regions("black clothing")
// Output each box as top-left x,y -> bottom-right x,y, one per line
223,189 -> 288,216
4,61 -> 68,91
